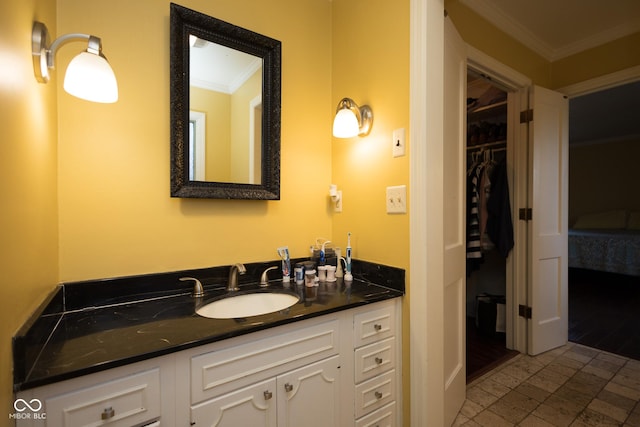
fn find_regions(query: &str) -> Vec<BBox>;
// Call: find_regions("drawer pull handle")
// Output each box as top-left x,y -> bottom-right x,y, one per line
375,357 -> 383,365
101,407 -> 115,420
374,391 -> 383,399
374,324 -> 382,331
284,383 -> 293,392
264,390 -> 273,400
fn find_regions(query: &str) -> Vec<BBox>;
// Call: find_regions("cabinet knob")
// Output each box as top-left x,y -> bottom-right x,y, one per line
374,323 -> 382,331
264,390 -> 273,400
374,391 -> 383,399
375,357 -> 383,365
101,407 -> 115,420
284,383 -> 293,392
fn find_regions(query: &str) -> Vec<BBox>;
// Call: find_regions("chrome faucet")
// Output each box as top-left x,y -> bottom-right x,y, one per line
260,266 -> 278,287
179,277 -> 204,298
227,263 -> 246,291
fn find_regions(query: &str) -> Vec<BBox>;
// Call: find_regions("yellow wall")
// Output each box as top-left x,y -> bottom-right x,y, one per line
331,0 -> 411,421
56,0 -> 333,282
190,87 -> 232,181
0,0 -> 59,417
230,69 -> 262,182
569,139 -> 640,223
552,32 -> 640,89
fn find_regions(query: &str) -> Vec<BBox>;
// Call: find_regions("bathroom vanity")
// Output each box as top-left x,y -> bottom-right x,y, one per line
13,260 -> 404,426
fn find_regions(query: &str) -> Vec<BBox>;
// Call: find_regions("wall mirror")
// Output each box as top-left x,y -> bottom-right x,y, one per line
170,3 -> 281,199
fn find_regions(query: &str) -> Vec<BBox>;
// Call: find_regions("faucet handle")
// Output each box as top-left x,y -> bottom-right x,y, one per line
260,266 -> 278,287
179,277 -> 205,298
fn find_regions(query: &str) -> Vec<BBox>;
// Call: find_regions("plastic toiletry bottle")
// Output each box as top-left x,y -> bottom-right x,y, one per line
304,268 -> 316,287
294,262 -> 304,285
344,232 -> 353,282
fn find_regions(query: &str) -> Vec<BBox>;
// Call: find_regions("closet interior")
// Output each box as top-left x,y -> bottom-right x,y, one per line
466,70 -> 517,382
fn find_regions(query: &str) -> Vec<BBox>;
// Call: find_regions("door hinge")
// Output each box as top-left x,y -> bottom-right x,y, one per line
520,109 -> 533,123
519,304 -> 532,319
519,208 -> 532,221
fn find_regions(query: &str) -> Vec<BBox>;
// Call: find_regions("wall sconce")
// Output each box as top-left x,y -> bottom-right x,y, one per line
332,98 -> 373,138
32,21 -> 118,103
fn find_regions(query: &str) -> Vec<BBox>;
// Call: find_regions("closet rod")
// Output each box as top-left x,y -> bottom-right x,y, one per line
466,140 -> 506,151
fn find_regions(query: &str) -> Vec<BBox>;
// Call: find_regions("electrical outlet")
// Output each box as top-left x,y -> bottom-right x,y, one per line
392,128 -> 406,157
386,185 -> 407,214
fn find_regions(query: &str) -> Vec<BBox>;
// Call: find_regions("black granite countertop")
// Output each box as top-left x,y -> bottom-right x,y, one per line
13,259 -> 404,392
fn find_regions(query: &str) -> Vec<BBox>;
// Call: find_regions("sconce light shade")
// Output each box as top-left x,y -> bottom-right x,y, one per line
64,51 -> 118,103
32,22 -> 118,103
332,98 -> 373,138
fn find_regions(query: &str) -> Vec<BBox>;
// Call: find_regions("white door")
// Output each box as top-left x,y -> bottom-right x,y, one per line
526,85 -> 569,355
443,16 -> 467,425
190,378 -> 277,427
277,356 -> 340,427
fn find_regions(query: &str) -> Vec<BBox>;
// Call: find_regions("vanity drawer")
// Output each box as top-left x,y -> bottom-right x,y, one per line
191,319 -> 339,404
44,368 -> 160,427
356,401 -> 396,427
354,337 -> 396,383
354,369 -> 395,419
353,303 -> 395,348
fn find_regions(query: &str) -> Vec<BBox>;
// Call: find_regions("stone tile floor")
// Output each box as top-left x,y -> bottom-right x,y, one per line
454,343 -> 640,426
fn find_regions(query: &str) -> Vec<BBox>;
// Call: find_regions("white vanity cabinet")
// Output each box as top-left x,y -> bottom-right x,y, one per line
16,298 -> 402,427
352,302 -> 400,426
15,355 -> 175,427
191,355 -> 340,427
185,318 -> 342,427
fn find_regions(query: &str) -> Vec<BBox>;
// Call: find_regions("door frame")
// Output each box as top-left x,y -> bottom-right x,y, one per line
409,2 -> 531,423
466,46 -> 531,354
557,65 -> 640,98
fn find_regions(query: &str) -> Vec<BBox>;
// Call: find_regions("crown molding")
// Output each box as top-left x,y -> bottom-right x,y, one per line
461,0 -> 640,62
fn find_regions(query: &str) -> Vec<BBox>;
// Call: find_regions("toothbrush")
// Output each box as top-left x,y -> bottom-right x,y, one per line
345,232 -> 353,281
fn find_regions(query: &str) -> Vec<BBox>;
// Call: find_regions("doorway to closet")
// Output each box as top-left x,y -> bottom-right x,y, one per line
465,70 -> 518,382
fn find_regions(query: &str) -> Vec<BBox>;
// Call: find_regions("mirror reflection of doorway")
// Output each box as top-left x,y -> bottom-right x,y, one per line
189,110 -> 206,181
249,95 -> 262,184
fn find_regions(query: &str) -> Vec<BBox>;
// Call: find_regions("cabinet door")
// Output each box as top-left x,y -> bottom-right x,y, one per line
191,378 -> 277,427
276,356 -> 340,427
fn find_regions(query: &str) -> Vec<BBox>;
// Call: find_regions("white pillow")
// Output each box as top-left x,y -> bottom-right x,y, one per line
573,210 -> 628,230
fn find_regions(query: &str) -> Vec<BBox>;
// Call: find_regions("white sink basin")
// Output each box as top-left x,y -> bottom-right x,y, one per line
196,292 -> 299,319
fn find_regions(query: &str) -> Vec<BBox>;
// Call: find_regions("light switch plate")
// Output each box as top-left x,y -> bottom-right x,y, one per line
392,128 -> 406,157
386,185 -> 407,214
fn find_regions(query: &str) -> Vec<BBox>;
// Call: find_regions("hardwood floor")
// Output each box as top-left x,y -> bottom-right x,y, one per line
466,317 -> 518,383
569,268 -> 640,361
466,268 -> 640,383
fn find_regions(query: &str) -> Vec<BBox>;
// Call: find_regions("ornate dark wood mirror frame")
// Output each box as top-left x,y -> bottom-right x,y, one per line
170,3 -> 281,199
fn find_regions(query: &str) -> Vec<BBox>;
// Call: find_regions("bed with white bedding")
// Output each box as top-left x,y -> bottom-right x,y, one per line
568,228 -> 640,276
568,210 -> 640,277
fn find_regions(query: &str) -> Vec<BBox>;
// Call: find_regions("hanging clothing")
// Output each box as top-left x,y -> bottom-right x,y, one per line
486,157 -> 514,258
466,162 -> 484,274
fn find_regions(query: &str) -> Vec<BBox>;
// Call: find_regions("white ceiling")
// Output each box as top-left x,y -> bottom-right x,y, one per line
461,0 -> 640,61
190,38 -> 261,94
